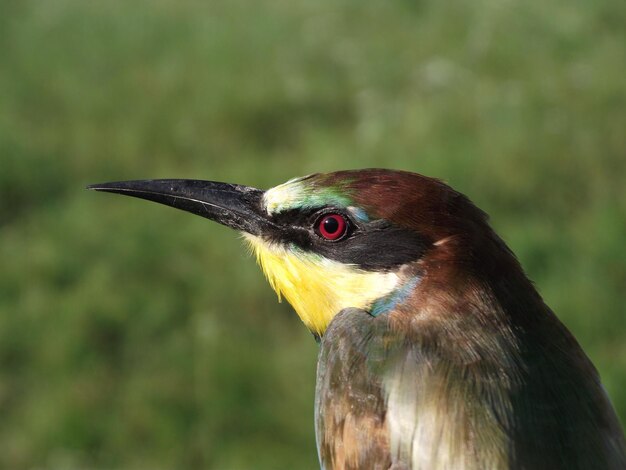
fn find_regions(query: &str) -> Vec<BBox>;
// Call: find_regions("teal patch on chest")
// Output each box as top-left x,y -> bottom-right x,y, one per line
370,276 -> 420,316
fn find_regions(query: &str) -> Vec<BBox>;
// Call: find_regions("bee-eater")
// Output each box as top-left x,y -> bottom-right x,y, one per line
89,169 -> 626,469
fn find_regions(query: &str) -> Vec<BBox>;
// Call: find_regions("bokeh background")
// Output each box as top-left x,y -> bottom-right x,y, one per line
1,0 -> 625,468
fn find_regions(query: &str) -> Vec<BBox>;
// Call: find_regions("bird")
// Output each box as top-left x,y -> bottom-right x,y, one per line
89,169 -> 626,470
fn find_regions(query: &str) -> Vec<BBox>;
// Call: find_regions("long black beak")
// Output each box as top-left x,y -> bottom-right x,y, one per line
87,179 -> 274,236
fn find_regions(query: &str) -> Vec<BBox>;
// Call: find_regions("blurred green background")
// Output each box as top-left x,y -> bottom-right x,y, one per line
1,0 -> 625,468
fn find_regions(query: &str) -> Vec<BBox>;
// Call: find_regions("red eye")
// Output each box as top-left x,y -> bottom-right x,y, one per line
316,214 -> 347,240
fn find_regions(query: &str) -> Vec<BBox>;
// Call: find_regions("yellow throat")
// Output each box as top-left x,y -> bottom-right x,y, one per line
244,234 -> 400,336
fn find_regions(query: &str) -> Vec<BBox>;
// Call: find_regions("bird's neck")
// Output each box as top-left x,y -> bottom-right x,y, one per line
383,234 -> 625,468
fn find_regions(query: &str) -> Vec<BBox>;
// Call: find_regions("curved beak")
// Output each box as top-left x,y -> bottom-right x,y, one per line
87,179 -> 274,236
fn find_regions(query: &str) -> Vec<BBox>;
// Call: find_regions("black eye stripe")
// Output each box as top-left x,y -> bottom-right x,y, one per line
268,206 -> 428,270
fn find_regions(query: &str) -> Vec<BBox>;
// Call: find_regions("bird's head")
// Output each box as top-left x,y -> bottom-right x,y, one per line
89,169 -> 498,338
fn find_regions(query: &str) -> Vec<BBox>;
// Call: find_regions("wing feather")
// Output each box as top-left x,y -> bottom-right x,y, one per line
315,307 -> 626,470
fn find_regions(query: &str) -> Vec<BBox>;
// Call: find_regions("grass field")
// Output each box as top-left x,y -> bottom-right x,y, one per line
1,0 -> 625,468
